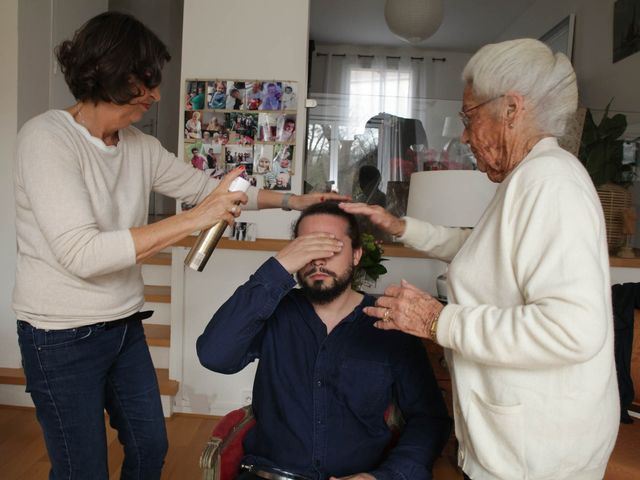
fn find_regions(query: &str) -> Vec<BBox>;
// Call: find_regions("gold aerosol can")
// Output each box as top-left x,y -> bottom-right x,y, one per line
184,176 -> 250,271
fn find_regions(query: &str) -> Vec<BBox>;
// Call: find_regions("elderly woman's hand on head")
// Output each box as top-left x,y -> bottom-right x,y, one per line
339,202 -> 406,238
365,279 -> 443,341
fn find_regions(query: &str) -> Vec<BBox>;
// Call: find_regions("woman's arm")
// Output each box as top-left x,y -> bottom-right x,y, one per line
132,169 -> 247,263
256,189 -> 350,210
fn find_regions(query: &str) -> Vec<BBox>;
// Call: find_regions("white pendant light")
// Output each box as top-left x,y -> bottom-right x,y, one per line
384,0 -> 444,44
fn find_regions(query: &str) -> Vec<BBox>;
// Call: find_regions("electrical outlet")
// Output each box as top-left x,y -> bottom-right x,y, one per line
241,389 -> 253,405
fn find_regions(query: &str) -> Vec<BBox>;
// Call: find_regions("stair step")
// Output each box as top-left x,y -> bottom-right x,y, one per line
144,323 -> 170,347
0,367 -> 179,396
144,285 -> 171,303
141,252 -> 172,266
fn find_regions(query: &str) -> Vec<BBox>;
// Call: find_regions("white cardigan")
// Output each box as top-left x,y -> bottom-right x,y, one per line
399,138 -> 619,480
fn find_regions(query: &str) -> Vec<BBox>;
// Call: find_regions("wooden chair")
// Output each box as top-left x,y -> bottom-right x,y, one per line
199,404 -> 405,480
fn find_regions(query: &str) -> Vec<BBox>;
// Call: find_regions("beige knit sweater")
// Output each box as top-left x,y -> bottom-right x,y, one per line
13,110 -> 258,329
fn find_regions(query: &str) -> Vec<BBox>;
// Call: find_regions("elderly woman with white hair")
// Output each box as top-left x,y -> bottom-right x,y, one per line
342,38 -> 619,480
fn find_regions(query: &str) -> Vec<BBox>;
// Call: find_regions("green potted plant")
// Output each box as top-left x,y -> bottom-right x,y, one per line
579,99 -> 635,251
579,99 -> 632,187
352,233 -> 388,291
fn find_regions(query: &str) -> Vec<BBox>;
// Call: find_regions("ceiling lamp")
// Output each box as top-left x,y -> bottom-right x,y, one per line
384,0 -> 444,44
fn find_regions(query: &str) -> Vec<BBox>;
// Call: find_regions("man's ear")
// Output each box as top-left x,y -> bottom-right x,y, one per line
353,246 -> 363,267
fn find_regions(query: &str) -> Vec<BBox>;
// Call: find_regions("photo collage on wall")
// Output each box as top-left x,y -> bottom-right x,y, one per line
183,79 -> 298,191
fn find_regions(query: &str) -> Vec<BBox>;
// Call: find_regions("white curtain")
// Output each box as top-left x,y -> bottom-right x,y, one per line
314,53 -> 429,138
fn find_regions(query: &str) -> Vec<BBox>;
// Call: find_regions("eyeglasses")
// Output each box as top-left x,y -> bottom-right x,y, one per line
459,95 -> 505,128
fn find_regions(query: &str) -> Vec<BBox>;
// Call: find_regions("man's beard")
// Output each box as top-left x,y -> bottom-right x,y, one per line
297,264 -> 354,305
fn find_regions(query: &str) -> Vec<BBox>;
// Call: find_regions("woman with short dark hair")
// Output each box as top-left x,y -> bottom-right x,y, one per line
14,11 -> 344,479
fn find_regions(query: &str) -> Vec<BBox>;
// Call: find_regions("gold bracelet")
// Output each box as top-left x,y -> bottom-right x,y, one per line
429,309 -> 440,342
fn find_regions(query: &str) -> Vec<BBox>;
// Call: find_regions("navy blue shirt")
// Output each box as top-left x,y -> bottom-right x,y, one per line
197,258 -> 450,480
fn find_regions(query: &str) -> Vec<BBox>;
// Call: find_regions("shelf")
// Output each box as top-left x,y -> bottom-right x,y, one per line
175,236 -> 639,267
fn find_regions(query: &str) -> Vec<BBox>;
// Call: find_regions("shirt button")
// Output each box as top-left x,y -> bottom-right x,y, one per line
316,380 -> 322,387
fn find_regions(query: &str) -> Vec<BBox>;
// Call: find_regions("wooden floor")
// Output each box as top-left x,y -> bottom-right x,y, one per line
0,405 -> 462,479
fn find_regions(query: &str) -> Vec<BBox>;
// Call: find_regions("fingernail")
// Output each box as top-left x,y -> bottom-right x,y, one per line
320,196 -> 325,202
239,165 -> 245,171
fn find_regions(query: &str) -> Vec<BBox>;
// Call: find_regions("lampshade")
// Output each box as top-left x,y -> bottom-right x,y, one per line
406,170 -> 497,227
384,0 -> 444,44
442,116 -> 463,139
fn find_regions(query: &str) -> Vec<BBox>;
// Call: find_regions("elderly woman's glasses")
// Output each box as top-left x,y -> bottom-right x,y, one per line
459,95 -> 505,128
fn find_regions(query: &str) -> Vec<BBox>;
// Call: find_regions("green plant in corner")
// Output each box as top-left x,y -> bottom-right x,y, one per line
579,99 -> 634,187
352,233 -> 388,291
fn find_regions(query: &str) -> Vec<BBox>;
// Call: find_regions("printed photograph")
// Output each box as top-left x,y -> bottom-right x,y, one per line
185,81 -> 206,110
227,113 -> 258,144
225,81 -> 246,110
276,115 -> 296,143
184,110 -> 202,139
229,222 -> 257,241
202,112 -> 227,136
207,80 -> 227,109
263,170 -> 291,191
273,144 -> 294,175
281,82 -> 298,110
259,82 -> 282,111
257,113 -> 279,141
244,81 -> 264,110
186,143 -> 207,172
225,144 -> 253,168
253,145 -> 275,174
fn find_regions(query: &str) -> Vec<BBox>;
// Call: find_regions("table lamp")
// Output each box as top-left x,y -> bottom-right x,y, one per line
438,116 -> 475,169
406,170 -> 497,300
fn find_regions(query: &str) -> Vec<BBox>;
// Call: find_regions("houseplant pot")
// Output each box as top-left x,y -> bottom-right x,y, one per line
579,100 -> 634,252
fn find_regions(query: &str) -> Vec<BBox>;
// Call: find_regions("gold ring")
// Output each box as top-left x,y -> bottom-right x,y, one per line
382,308 -> 391,322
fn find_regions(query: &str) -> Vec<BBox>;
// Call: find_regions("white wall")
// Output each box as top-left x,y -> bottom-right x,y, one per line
176,0 -> 313,415
109,0 -> 184,156
497,0 -> 640,114
498,0 -> 640,247
17,0 -> 108,128
0,0 -> 107,404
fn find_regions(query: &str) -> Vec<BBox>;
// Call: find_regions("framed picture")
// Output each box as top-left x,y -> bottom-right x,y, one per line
614,0 -> 640,63
539,14 -> 576,63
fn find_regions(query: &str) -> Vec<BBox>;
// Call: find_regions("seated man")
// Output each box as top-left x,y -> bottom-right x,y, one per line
197,201 -> 450,480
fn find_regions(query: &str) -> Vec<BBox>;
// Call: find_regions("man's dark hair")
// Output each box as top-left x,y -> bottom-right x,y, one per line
293,201 -> 362,249
56,12 -> 171,104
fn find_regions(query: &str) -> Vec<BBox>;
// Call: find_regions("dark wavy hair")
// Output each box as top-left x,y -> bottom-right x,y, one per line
55,12 -> 171,104
293,201 -> 362,250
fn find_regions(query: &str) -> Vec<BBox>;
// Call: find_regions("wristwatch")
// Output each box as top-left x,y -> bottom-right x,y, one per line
281,193 -> 293,211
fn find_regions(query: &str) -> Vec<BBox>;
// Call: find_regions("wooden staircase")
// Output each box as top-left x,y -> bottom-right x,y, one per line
0,366 -> 178,397
0,251 -> 179,411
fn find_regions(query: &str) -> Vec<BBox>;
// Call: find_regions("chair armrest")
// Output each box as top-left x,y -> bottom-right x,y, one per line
200,405 -> 256,480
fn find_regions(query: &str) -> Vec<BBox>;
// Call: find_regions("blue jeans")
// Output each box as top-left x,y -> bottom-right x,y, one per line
17,312 -> 168,479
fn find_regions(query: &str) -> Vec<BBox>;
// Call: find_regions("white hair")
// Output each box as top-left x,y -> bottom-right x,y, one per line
462,38 -> 578,137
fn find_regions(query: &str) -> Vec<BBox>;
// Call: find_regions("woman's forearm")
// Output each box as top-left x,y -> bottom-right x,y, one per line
131,210 -> 200,263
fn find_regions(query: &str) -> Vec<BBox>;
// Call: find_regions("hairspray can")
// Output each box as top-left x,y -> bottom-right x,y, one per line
184,176 -> 250,271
